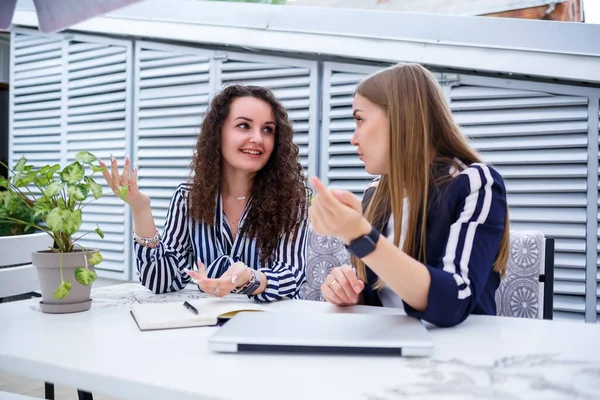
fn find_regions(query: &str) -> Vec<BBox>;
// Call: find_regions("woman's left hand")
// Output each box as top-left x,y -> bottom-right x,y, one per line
185,260 -> 251,297
309,176 -> 371,244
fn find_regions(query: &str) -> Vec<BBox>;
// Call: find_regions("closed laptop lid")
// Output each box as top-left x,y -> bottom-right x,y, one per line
208,311 -> 433,357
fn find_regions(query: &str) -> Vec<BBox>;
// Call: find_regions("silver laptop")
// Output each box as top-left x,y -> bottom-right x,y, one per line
208,311 -> 433,357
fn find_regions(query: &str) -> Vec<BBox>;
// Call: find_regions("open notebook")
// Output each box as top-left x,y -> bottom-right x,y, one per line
130,298 -> 268,331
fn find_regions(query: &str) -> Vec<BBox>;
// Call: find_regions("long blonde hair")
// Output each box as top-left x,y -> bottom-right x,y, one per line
353,63 -> 509,288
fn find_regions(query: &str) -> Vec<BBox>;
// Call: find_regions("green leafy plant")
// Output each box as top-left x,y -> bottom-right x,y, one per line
0,151 -> 106,299
0,191 -> 41,236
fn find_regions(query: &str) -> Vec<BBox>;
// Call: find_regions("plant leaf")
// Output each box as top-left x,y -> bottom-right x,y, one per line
45,207 -> 64,231
57,198 -> 67,210
84,176 -> 103,199
14,170 -> 38,187
34,175 -> 50,186
74,151 -> 97,164
53,280 -> 72,299
87,252 -> 103,265
67,183 -> 88,202
24,222 -> 33,233
60,162 -> 85,184
32,199 -> 53,220
74,267 -> 97,286
64,209 -> 82,235
0,176 -> 7,188
95,226 -> 104,239
117,185 -> 129,200
47,164 -> 61,180
14,156 -> 27,172
43,181 -> 65,198
91,165 -> 106,173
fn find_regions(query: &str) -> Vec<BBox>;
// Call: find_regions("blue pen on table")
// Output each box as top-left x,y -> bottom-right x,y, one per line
183,301 -> 199,315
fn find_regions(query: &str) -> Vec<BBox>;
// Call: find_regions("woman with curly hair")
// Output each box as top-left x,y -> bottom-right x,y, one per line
101,85 -> 310,301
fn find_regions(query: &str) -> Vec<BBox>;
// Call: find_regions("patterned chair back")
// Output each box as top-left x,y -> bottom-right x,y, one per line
299,230 -> 351,302
496,230 -> 554,320
300,228 -> 554,320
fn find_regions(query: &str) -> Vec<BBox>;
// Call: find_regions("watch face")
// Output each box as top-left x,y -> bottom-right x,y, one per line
349,229 -> 379,258
353,237 -> 375,257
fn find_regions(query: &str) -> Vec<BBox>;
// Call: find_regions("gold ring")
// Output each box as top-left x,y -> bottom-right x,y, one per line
329,280 -> 337,287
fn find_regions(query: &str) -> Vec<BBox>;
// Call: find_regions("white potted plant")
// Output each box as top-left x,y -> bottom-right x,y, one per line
0,151 -> 106,313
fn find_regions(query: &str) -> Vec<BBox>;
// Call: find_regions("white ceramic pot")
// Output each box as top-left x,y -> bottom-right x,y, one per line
32,249 -> 99,314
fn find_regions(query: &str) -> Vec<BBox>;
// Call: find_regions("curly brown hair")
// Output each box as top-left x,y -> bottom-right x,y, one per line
189,84 -> 309,264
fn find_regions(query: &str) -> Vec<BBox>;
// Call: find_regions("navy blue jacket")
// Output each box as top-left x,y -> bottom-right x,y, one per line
361,162 -> 507,327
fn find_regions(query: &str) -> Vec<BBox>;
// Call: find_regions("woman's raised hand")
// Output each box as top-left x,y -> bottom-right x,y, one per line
100,155 -> 150,212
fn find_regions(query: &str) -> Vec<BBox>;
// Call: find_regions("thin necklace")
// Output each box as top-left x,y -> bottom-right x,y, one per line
235,196 -> 246,201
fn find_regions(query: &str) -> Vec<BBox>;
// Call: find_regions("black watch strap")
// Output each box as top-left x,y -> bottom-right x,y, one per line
240,269 -> 261,295
345,226 -> 380,259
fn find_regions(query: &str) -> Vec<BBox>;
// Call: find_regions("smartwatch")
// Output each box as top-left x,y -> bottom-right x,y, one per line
234,269 -> 261,295
345,226 -> 380,259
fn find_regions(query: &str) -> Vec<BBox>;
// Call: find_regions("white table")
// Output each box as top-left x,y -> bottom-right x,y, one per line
1,283 -> 599,400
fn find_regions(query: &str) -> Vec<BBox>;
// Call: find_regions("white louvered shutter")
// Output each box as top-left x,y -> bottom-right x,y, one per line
216,51 -> 319,178
449,82 -> 590,322
134,42 -> 213,231
9,30 -> 132,280
65,36 -> 132,280
10,31 -> 63,174
321,63 -> 379,195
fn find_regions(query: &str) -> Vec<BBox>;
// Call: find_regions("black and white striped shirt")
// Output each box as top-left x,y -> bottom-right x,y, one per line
135,184 -> 308,302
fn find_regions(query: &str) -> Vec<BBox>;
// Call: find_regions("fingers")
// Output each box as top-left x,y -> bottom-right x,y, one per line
309,176 -> 339,211
99,156 -> 136,199
184,270 -> 225,297
185,260 -> 239,297
99,160 -> 113,190
331,267 -> 358,303
226,262 -> 246,285
323,271 -> 352,304
198,279 -> 220,296
184,259 -> 207,282
321,281 -> 345,305
109,154 -> 121,190
339,265 -> 364,294
129,164 -> 139,192
201,275 -> 235,297
332,190 -> 362,212
309,203 -> 329,235
196,259 -> 208,280
121,156 -> 131,186
212,269 -> 237,288
184,269 -> 203,282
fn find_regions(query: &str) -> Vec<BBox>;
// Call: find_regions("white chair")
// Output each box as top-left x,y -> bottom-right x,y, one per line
0,232 -> 52,302
0,232 -> 98,400
0,233 -> 59,400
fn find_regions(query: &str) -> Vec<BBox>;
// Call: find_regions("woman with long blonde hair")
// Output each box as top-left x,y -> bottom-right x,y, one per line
309,63 -> 509,327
